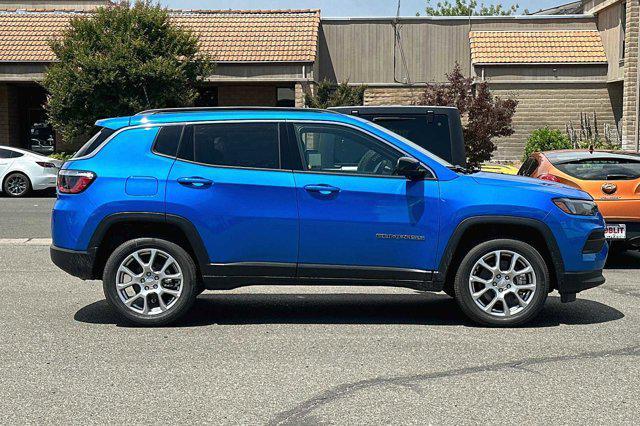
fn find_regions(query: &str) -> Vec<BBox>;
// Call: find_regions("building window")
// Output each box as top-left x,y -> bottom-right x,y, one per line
621,2 -> 627,61
276,87 -> 295,107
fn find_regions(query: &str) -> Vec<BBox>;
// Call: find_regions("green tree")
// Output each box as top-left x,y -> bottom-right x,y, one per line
304,81 -> 366,109
420,0 -> 519,16
43,1 -> 213,146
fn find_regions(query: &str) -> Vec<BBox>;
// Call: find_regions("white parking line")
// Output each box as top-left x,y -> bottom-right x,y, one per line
0,238 -> 52,246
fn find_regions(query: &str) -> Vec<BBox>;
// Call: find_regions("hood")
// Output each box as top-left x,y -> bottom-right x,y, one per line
471,172 -> 592,200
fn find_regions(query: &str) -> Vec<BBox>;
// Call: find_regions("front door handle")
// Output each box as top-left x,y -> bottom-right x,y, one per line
177,176 -> 213,189
304,184 -> 341,195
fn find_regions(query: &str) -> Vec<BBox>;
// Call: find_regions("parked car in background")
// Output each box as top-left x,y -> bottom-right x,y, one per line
29,122 -> 55,155
330,106 -> 467,167
0,146 -> 62,197
51,107 -> 607,327
519,150 -> 640,250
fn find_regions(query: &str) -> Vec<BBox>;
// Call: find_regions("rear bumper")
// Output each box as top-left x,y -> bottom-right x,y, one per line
50,245 -> 95,280
32,173 -> 58,190
557,269 -> 605,302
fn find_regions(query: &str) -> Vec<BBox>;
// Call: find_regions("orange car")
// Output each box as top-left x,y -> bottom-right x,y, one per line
519,150 -> 640,249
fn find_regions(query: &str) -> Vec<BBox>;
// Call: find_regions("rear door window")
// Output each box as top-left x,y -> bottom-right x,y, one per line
74,126 -> 116,158
554,158 -> 640,180
365,114 -> 451,162
0,148 -> 13,159
177,122 -> 281,169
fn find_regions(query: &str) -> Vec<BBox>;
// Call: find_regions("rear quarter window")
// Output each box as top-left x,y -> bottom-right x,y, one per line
74,126 -> 116,158
555,158 -> 640,180
153,125 -> 183,157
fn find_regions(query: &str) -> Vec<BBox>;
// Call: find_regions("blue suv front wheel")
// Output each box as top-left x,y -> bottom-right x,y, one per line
454,239 -> 550,326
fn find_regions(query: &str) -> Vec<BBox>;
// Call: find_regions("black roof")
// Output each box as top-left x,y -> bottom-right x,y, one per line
544,150 -> 640,164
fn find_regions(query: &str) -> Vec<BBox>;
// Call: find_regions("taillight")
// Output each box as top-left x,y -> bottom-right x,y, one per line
538,173 -> 560,182
36,161 -> 56,168
57,170 -> 96,194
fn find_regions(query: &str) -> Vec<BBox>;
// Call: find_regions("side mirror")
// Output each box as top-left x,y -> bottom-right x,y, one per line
395,156 -> 427,180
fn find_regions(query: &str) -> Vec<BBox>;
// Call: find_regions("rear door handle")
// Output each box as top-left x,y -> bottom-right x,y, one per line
304,184 -> 341,195
177,176 -> 213,189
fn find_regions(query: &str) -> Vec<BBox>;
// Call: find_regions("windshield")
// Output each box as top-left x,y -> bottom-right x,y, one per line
555,158 -> 640,180
351,116 -> 454,168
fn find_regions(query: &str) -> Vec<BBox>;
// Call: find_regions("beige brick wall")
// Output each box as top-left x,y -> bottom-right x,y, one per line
364,87 -> 423,106
295,81 -> 316,107
622,0 -> 639,150
490,83 -> 618,162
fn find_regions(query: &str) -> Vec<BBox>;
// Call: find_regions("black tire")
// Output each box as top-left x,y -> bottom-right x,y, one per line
3,172 -> 31,197
103,238 -> 199,326
453,239 -> 549,327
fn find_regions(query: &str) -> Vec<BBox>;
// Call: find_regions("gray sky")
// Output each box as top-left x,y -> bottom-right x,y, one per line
159,1 -> 569,17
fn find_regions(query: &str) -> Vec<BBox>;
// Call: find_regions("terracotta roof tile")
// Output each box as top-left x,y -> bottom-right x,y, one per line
469,30 -> 608,64
0,9 -> 320,62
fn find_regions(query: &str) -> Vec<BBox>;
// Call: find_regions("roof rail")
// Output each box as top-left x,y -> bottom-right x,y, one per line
134,106 -> 336,116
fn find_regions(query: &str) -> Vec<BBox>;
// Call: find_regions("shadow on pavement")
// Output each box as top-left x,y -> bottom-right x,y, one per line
605,249 -> 640,269
0,188 -> 56,198
74,292 -> 624,328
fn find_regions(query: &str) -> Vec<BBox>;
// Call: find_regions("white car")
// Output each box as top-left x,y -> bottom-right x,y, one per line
0,146 -> 63,197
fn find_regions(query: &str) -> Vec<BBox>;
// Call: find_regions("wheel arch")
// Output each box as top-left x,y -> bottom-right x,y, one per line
437,216 -> 564,293
89,213 -> 209,280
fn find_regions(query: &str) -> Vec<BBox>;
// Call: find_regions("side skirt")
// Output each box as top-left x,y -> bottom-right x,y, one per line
201,262 -> 442,291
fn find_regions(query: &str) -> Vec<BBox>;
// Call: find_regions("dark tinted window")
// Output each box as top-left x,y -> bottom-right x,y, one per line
153,125 -> 183,157
518,157 -> 538,176
367,114 -> 451,162
555,158 -> 640,180
74,126 -> 116,158
293,123 -> 407,176
177,122 -> 280,169
0,148 -> 13,159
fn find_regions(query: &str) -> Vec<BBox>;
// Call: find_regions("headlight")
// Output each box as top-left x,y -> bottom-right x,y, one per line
553,198 -> 598,216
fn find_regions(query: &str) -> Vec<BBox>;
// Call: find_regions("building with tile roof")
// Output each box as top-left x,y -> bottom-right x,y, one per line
0,1 -> 637,160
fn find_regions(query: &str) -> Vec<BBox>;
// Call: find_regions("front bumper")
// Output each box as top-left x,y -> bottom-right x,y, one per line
557,269 -> 606,302
50,245 -> 96,280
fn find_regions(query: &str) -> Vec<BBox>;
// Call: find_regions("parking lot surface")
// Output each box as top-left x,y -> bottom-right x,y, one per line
0,200 -> 639,424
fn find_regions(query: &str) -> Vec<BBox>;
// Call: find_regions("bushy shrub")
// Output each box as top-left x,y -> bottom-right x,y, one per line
305,81 -> 366,109
49,152 -> 74,161
523,127 -> 572,160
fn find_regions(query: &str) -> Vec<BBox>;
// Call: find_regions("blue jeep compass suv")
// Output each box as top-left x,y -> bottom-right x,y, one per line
51,107 -> 608,326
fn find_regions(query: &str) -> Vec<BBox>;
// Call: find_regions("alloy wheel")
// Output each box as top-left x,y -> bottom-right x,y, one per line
6,175 -> 28,196
115,248 -> 183,316
468,250 -> 537,318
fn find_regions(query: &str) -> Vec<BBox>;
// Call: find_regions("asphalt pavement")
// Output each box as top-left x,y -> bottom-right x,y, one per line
0,199 -> 639,424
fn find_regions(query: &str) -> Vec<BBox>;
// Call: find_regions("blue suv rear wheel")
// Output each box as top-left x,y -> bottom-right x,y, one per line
102,238 -> 199,326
